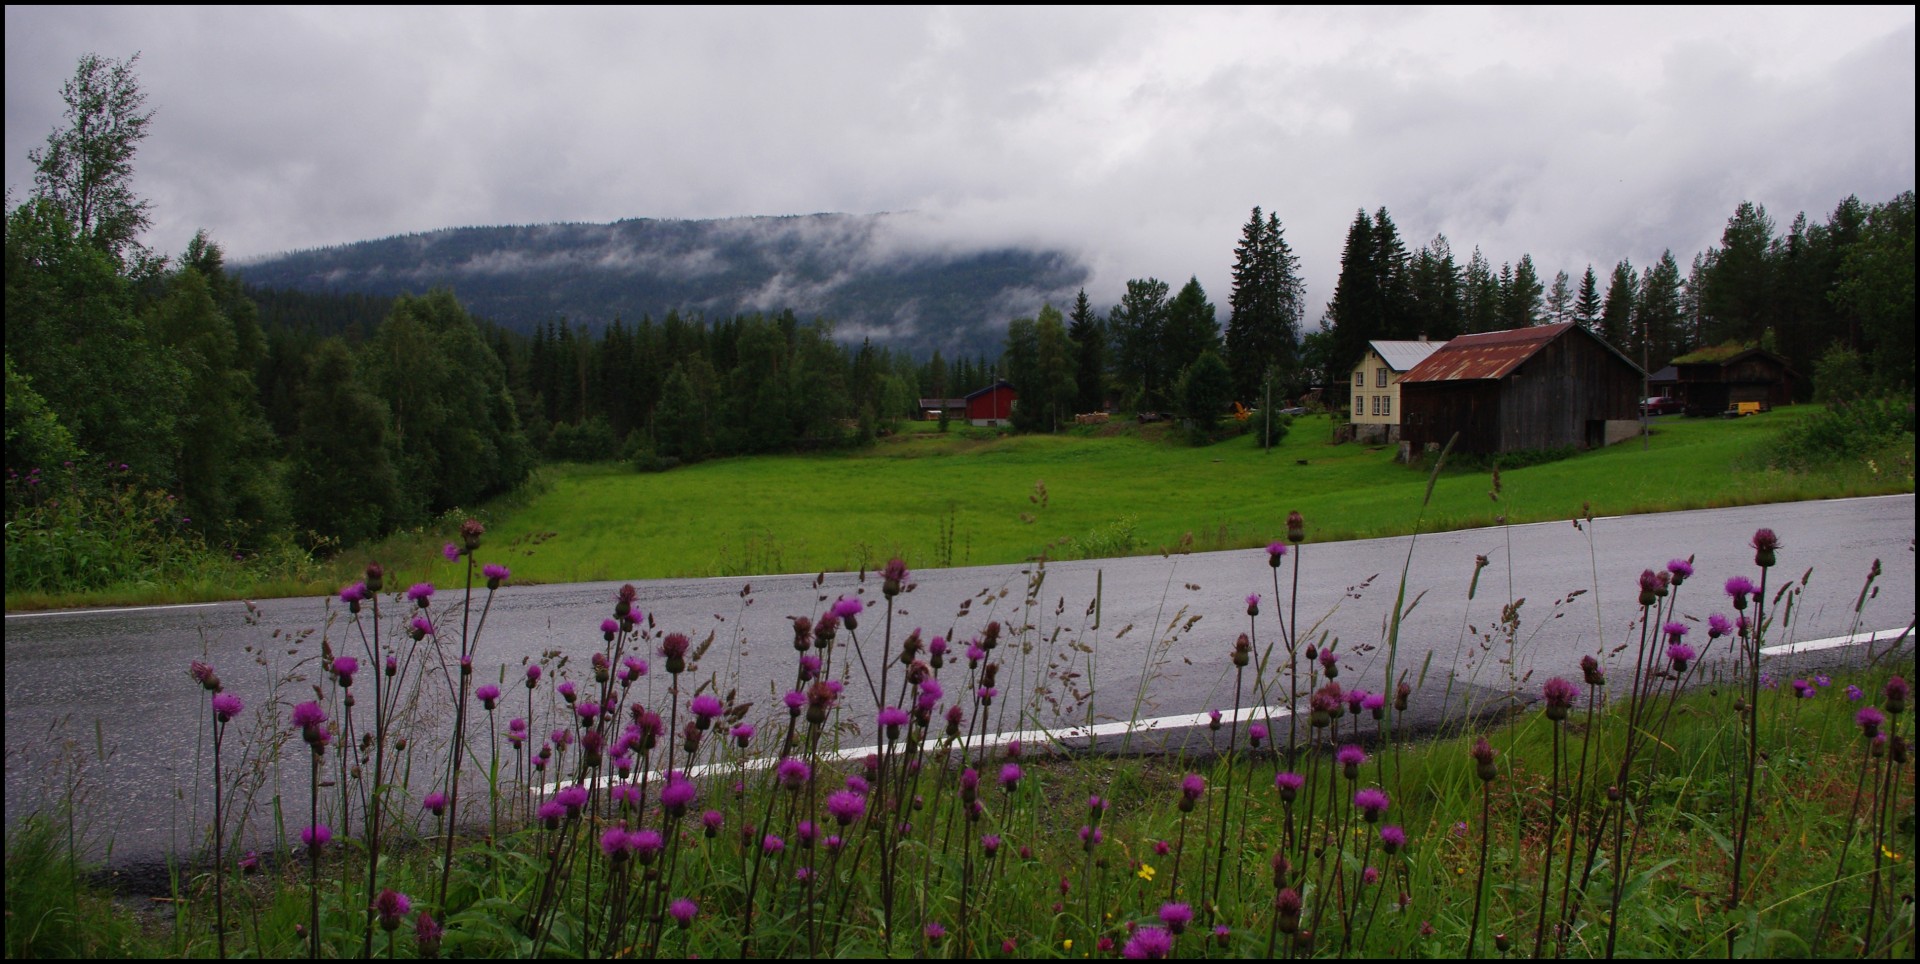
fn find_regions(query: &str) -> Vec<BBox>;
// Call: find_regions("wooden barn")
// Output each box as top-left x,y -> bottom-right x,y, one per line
1668,344 -> 1798,417
964,381 -> 1016,427
1398,323 -> 1644,456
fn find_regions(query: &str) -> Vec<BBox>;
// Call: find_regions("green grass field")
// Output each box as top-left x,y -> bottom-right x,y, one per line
399,406 -> 1910,587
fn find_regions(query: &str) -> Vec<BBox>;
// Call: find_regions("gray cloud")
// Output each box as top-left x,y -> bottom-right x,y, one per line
6,7 -> 1912,331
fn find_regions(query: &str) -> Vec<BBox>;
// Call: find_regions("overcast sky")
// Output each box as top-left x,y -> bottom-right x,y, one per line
6,6 -> 1914,321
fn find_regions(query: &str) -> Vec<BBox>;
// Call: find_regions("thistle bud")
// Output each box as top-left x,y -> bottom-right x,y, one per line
364,562 -> 384,594
1287,511 -> 1305,543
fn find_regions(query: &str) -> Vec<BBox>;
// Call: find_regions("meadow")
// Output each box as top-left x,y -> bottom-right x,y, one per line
332,406 -> 1912,594
5,509 -> 1913,959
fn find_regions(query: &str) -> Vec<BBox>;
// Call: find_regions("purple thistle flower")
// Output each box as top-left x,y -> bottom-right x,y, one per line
1858,706 -> 1885,738
1793,678 -> 1814,699
925,921 -> 947,940
1209,708 -> 1224,730
1363,692 -> 1387,715
1667,643 -> 1697,671
1725,576 -> 1758,608
555,785 -> 588,816
1160,902 -> 1194,934
967,641 -> 987,664
300,824 -> 331,852
1380,824 -> 1408,853
556,680 -> 577,703
1248,721 -> 1268,746
797,653 -> 822,680
981,833 -> 1002,856
442,542 -> 461,562
1181,772 -> 1206,801
827,790 -> 866,825
374,888 -> 411,931
610,783 -> 641,807
1708,613 -> 1734,638
1123,926 -> 1175,959
1275,771 -> 1304,801
291,700 -> 326,729
776,757 -> 810,790
1542,677 -> 1580,720
832,596 -> 863,619
1078,824 -> 1103,847
1667,558 -> 1694,581
660,777 -> 697,816
483,562 -> 509,582
631,829 -> 664,863
211,693 -> 243,723
575,699 -> 599,722
601,826 -> 634,858
1246,592 -> 1261,613
730,722 -> 755,747
414,911 -> 443,955
702,809 -> 724,835
878,706 -> 911,734
690,694 -> 725,726
339,582 -> 367,605
762,833 -> 785,856
1639,568 -> 1663,596
1889,676 -> 1911,713
410,615 -> 433,638
407,583 -> 435,606
1267,540 -> 1288,563
1354,787 -> 1391,821
423,792 -> 447,816
1363,866 -> 1381,885
999,763 -> 1023,791
1662,621 -> 1688,643
600,618 -> 620,638
845,773 -> 871,796
668,898 -> 698,927
475,684 -> 500,709
1336,744 -> 1367,769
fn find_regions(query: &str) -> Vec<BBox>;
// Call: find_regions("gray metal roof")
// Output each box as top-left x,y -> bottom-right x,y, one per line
1368,339 -> 1445,372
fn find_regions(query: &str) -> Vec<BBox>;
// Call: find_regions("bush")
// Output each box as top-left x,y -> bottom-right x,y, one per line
1755,394 -> 1915,471
544,416 -> 620,462
631,450 -> 682,474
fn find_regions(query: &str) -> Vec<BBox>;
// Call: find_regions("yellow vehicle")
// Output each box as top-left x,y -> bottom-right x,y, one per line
1724,401 -> 1766,417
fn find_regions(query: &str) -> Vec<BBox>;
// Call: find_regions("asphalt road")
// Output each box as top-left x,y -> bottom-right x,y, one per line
5,494 -> 1911,867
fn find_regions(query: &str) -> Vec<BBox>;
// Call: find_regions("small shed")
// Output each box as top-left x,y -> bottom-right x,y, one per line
1668,344 -> 1798,417
1399,323 -> 1644,456
918,397 -> 968,421
964,381 -> 1016,427
1348,338 -> 1445,443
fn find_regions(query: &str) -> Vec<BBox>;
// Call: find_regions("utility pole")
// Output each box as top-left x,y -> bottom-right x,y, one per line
1641,317 -> 1650,451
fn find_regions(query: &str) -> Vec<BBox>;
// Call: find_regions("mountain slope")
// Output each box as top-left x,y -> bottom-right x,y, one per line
234,213 -> 1088,356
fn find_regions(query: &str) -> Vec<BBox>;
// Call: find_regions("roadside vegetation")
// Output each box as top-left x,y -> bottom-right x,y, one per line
6,511 -> 1913,959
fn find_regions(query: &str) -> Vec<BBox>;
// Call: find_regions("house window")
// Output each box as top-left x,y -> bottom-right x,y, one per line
1377,368 -> 1389,388
1354,370 -> 1365,387
1382,395 -> 1391,417
1371,395 -> 1381,416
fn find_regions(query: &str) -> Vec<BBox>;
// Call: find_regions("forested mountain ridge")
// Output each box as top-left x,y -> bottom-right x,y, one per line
233,213 -> 1089,357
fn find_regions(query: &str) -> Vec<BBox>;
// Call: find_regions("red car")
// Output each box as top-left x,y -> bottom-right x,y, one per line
1640,396 -> 1684,416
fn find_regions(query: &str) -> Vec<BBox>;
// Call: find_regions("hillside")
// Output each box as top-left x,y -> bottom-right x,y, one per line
233,213 -> 1088,356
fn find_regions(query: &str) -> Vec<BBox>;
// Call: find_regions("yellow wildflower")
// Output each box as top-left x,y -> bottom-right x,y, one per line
1137,863 -> 1157,882
1063,939 -> 1073,951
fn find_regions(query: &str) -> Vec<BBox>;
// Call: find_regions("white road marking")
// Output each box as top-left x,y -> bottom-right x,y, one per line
6,602 -> 224,618
538,703 -> 1295,794
1761,626 -> 1911,656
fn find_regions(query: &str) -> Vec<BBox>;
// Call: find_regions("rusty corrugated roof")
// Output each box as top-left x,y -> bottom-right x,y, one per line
1399,323 -> 1575,382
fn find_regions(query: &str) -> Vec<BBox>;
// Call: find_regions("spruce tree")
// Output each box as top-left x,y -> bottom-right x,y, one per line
1224,207 -> 1304,400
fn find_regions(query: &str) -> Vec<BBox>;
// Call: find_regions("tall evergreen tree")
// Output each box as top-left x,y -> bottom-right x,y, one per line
1696,200 -> 1778,347
1325,209 -> 1379,375
1599,259 -> 1637,351
1545,270 -> 1574,324
1224,207 -> 1305,400
1462,247 -> 1501,334
1068,288 -> 1105,414
1109,278 -> 1171,409
1502,254 -> 1545,327
1407,234 -> 1465,341
1163,277 -> 1220,379
1635,251 -> 1686,366
1574,265 -> 1602,330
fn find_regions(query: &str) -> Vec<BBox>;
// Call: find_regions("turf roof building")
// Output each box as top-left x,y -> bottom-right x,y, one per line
1348,338 -> 1445,443
1398,323 -> 1644,456
1667,343 -> 1798,416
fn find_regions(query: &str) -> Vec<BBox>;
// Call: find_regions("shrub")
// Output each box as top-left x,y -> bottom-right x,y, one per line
1755,394 -> 1914,471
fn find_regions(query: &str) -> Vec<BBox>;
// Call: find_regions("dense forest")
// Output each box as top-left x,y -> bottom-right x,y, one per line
6,54 -> 1914,590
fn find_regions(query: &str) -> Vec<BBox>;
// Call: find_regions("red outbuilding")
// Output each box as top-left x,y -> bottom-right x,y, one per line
964,381 -> 1016,426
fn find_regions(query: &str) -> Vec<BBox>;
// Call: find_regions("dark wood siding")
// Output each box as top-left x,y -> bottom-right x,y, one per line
1403,327 -> 1639,454
1498,333 -> 1639,451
